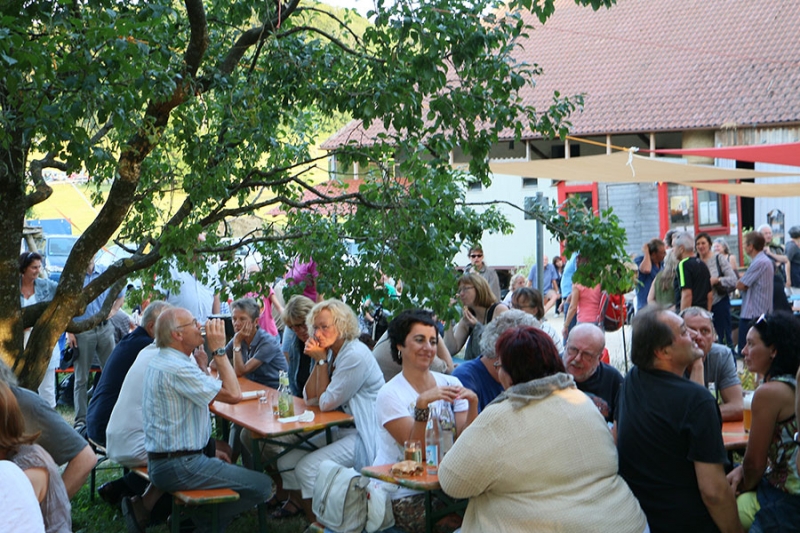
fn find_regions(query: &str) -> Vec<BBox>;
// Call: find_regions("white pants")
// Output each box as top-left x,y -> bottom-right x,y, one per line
277,427 -> 357,499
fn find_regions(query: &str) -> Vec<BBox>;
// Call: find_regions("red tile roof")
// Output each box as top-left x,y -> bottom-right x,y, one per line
323,0 -> 800,147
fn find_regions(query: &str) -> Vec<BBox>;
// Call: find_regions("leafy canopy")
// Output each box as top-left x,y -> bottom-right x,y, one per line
0,0 -> 618,386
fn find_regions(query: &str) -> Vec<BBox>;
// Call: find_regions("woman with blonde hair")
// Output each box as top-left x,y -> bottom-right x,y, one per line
502,273 -> 528,305
445,273 -> 508,360
274,299 -> 385,520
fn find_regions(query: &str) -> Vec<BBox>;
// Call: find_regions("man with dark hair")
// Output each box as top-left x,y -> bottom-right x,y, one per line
736,231 -> 773,356
635,238 -> 666,312
673,233 -> 712,311
616,307 -> 741,533
464,245 -> 501,300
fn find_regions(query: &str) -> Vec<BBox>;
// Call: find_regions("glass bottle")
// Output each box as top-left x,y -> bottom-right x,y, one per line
278,370 -> 295,417
439,403 -> 455,458
425,405 -> 441,475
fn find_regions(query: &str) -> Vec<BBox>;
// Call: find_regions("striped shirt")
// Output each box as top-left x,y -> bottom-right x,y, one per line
143,347 -> 221,453
740,251 -> 774,319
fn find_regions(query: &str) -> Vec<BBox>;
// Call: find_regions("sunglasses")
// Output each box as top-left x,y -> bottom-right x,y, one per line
469,254 -> 483,258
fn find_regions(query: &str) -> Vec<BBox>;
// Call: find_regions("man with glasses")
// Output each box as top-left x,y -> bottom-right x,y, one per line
563,323 -> 622,423
680,307 -> 743,422
140,307 -> 272,532
464,245 -> 501,300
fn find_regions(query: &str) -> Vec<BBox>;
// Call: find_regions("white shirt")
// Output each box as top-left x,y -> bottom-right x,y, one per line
0,460 -> 45,533
106,343 -> 158,467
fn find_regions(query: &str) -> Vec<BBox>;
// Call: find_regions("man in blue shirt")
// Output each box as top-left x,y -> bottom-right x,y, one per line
528,255 -> 559,314
634,238 -> 666,312
67,257 -> 126,429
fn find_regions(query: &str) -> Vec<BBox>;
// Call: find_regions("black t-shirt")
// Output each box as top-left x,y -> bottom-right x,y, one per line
575,362 -> 623,422
674,256 -> 712,309
617,367 -> 727,533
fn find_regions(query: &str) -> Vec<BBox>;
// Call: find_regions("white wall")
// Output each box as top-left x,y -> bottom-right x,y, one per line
455,172 -> 563,273
754,163 -> 800,244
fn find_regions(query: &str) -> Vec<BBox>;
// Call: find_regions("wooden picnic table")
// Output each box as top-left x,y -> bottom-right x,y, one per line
722,419 -> 748,452
362,464 -> 466,533
210,376 -> 354,532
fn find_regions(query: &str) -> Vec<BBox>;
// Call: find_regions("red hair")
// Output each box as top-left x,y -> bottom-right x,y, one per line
497,326 -> 564,385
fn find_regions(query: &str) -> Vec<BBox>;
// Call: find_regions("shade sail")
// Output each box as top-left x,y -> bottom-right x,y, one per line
486,152 -> 800,198
648,142 -> 800,167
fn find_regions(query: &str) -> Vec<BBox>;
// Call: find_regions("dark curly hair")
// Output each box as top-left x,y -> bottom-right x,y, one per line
387,309 -> 438,365
750,311 -> 800,381
18,252 -> 43,274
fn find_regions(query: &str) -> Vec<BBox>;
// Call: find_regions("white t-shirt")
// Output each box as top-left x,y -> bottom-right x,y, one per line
106,343 -> 159,467
0,460 -> 45,533
373,372 -> 467,499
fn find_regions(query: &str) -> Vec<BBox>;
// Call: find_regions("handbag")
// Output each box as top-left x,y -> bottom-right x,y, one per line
312,460 -> 395,533
312,460 -> 370,533
713,255 -> 731,296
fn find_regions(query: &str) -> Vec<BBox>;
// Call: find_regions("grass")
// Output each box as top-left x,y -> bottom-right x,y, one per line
54,400 -> 308,533
70,466 -> 309,533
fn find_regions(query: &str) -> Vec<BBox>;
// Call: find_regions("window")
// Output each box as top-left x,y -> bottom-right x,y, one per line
522,178 -> 538,188
467,179 -> 482,191
696,190 -> 722,227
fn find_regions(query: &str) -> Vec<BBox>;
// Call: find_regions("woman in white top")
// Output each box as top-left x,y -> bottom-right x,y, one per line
374,309 -> 478,533
18,253 -> 61,407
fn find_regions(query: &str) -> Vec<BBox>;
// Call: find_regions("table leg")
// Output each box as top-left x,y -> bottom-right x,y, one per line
425,491 -> 433,533
251,438 -> 267,533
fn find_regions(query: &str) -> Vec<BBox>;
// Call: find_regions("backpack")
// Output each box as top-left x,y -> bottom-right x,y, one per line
597,292 -> 626,332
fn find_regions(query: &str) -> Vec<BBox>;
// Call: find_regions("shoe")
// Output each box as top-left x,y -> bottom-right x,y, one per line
97,481 -> 124,506
270,500 -> 303,520
121,496 -> 148,533
264,494 -> 282,510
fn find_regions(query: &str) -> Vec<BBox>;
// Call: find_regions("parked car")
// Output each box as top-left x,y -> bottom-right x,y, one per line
42,234 -> 79,281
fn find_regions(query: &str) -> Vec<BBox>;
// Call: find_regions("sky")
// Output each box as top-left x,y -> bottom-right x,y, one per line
323,0 -> 376,16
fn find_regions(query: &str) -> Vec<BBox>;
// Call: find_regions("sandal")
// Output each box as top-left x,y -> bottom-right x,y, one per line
264,494 -> 282,510
270,500 -> 303,520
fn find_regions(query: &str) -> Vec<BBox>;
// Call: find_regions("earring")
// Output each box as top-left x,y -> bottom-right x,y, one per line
398,350 -> 402,358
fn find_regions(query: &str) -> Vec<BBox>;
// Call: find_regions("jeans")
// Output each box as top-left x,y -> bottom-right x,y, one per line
74,321 -> 115,423
711,296 -> 733,349
750,478 -> 800,533
148,453 -> 273,532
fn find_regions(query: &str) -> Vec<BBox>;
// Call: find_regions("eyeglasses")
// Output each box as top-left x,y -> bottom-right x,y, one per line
492,360 -> 503,369
566,345 -> 601,360
287,323 -> 308,332
457,286 -> 475,295
176,318 -> 199,329
469,254 -> 483,259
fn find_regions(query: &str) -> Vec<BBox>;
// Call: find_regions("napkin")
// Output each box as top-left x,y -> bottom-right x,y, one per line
278,410 -> 315,423
241,390 -> 266,401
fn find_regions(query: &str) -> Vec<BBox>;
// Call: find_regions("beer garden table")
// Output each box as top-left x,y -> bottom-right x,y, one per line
210,376 -> 354,532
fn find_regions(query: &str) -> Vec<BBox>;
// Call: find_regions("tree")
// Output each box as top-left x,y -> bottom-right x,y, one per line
1,0 -> 617,388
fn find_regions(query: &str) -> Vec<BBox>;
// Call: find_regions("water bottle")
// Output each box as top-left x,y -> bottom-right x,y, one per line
425,405 -> 441,475
278,370 -> 295,417
439,403 -> 455,458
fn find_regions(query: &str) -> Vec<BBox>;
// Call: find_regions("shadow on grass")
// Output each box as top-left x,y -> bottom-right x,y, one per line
72,466 -> 309,533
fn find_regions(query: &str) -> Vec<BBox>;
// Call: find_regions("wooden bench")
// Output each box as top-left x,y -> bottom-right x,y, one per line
86,438 -> 114,502
131,466 -> 239,533
305,522 -> 325,533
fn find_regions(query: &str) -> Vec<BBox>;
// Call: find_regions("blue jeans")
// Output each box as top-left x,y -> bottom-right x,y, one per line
711,296 -> 733,348
750,478 -> 800,533
148,453 -> 272,532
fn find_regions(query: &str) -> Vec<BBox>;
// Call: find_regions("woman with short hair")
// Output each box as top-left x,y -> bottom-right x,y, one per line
373,309 -> 478,533
727,312 -> 800,531
439,326 -> 648,532
275,299 -> 384,519
510,287 -> 563,355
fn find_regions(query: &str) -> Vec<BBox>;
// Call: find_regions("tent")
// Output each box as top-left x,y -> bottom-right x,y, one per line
487,151 -> 800,198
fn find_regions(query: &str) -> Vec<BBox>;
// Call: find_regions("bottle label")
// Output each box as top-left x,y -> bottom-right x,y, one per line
426,444 -> 439,472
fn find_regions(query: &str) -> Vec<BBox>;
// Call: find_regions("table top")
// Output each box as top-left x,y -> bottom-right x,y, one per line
361,464 -> 441,491
210,377 -> 354,439
731,293 -> 800,307
722,420 -> 748,451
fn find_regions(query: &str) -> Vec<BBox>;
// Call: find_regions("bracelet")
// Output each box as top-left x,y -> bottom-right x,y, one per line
413,406 -> 430,422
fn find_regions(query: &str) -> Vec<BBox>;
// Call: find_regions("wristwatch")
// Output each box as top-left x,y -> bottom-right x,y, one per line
212,348 -> 227,357
317,359 -> 328,366
233,346 -> 241,353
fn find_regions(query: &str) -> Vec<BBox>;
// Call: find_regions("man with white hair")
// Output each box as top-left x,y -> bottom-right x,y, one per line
563,323 -> 622,423
673,233 -> 712,311
452,309 -> 538,411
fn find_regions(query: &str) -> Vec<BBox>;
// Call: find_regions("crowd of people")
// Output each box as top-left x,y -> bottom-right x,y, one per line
5,229 -> 800,533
